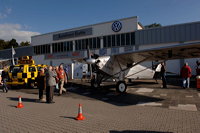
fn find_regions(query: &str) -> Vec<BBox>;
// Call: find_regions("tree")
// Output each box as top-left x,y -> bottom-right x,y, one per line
145,23 -> 162,29
20,41 -> 30,47
0,39 -> 5,50
0,39 -> 9,50
8,38 -> 19,48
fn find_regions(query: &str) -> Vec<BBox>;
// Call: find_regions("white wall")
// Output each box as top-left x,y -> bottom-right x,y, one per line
166,59 -> 181,75
31,34 -> 53,46
31,17 -> 138,46
33,55 -> 51,65
185,58 -> 199,75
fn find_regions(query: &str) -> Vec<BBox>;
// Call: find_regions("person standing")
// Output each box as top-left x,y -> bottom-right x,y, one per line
55,66 -> 59,92
46,66 -> 57,103
1,66 -> 9,93
180,62 -> 192,88
57,64 -> 67,96
160,62 -> 167,88
37,68 -> 46,102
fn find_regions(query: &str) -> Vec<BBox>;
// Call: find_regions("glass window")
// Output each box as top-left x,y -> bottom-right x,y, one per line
37,46 -> 39,54
121,34 -> 125,46
97,37 -> 100,48
78,40 -> 82,50
82,39 -> 86,50
107,36 -> 111,47
66,42 -> 69,51
36,46 -> 39,54
47,45 -> 50,53
63,42 -> 67,51
93,38 -> 97,49
116,34 -> 120,46
45,45 -> 48,53
69,41 -> 73,51
75,40 -> 78,50
131,32 -> 135,45
58,43 -> 61,52
35,46 -> 37,54
126,33 -> 130,45
60,42 -> 64,52
55,43 -> 58,53
52,43 -> 55,53
9,66 -> 23,73
29,67 -> 36,72
39,45 -> 42,54
34,47 -> 36,54
89,38 -> 92,49
85,39 -> 89,49
42,45 -> 45,54
39,46 -> 41,54
112,35 -> 116,47
103,36 -> 107,48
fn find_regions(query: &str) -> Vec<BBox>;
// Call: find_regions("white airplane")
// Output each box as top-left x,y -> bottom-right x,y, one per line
76,41 -> 200,93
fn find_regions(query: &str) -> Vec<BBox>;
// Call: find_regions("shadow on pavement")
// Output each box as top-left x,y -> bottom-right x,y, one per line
5,80 -> 165,106
65,82 -> 164,106
8,105 -> 17,108
7,97 -> 37,103
110,130 -> 173,133
59,116 -> 76,120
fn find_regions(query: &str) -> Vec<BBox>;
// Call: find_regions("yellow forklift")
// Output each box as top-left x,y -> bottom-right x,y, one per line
7,56 -> 39,88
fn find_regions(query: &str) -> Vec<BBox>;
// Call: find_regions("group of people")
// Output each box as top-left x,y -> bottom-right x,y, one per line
0,61 -> 195,100
157,62 -> 192,89
37,64 -> 68,104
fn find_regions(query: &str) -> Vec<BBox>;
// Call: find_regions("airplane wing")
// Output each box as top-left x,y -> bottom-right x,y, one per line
115,41 -> 200,65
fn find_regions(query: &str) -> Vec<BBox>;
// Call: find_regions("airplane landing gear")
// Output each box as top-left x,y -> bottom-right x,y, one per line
116,81 -> 127,93
91,79 -> 100,88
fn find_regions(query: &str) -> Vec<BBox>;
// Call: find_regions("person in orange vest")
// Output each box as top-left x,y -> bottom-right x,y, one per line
57,64 -> 67,96
180,62 -> 192,88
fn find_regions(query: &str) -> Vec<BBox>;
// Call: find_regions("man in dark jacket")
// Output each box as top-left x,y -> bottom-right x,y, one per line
160,62 -> 167,88
1,66 -> 9,93
180,62 -> 192,88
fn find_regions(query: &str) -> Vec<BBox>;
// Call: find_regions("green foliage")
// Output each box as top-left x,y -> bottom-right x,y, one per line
9,39 -> 19,48
20,41 -> 30,46
0,39 -> 9,50
0,39 -> 30,50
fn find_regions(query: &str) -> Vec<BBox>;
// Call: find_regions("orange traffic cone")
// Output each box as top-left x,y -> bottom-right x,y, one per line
16,96 -> 24,108
76,104 -> 85,120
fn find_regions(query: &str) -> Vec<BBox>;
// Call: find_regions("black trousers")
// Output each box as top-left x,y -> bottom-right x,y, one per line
161,74 -> 167,88
39,87 -> 44,100
46,86 -> 55,103
2,79 -> 8,92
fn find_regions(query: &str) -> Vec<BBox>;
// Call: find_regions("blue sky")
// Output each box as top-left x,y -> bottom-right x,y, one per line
0,0 -> 200,42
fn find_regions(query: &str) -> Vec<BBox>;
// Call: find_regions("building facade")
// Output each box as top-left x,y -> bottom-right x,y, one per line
1,16 -> 200,78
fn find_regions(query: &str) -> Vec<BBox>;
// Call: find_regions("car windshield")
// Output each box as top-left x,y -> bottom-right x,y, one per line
37,67 -> 42,71
9,66 -> 24,73
29,67 -> 36,72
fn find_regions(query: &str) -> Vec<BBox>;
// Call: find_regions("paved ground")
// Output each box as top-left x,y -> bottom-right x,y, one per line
0,79 -> 200,133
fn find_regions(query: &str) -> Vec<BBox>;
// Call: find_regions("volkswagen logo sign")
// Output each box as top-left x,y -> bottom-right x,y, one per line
112,21 -> 122,32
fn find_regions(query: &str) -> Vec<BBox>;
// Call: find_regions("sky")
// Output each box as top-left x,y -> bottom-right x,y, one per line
0,0 -> 200,43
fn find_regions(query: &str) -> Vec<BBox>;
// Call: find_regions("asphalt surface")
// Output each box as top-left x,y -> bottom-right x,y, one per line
0,79 -> 200,133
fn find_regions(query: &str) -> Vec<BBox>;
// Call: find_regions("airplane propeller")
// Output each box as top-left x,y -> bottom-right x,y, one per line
85,44 -> 95,79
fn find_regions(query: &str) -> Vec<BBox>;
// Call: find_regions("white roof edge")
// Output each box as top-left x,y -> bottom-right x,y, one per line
31,16 -> 138,38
